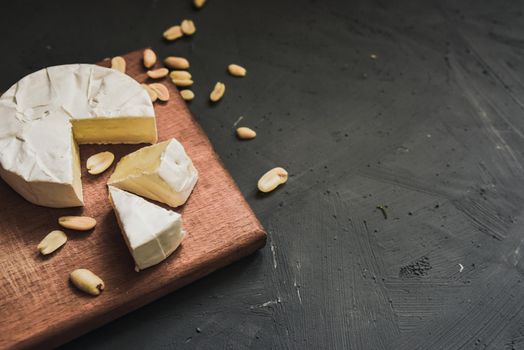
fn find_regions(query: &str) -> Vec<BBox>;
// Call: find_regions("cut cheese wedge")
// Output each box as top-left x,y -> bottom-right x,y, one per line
108,138 -> 198,208
108,186 -> 185,271
0,64 -> 157,208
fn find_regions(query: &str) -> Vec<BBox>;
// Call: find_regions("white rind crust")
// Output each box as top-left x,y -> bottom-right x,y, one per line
0,64 -> 156,208
108,186 -> 185,271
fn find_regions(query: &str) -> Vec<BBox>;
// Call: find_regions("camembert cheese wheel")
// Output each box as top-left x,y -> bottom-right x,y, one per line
0,64 -> 157,208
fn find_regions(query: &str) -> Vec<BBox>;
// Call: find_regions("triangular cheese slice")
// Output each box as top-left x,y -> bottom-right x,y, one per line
108,138 -> 198,208
108,186 -> 185,271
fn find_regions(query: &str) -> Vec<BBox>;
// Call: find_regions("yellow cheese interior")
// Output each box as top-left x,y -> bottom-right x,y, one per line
108,140 -> 168,183
72,117 -> 158,144
69,116 -> 157,207
71,135 -> 83,204
107,140 -> 177,205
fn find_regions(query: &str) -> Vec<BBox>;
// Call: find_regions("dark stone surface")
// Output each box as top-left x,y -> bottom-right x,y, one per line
2,0 -> 524,349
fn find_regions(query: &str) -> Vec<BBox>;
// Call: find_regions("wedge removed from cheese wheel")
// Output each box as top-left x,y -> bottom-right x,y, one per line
0,64 -> 157,208
108,138 -> 198,208
109,186 -> 185,271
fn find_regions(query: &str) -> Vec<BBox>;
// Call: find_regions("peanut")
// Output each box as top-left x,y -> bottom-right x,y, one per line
169,70 -> 192,80
172,79 -> 194,87
163,25 -> 183,41
164,56 -> 190,69
143,48 -> 157,68
111,56 -> 126,73
149,83 -> 170,101
37,230 -> 67,255
180,89 -> 195,101
228,64 -> 247,77
236,127 -> 256,140
210,82 -> 225,102
58,216 -> 97,231
194,0 -> 206,8
257,167 -> 288,193
181,19 -> 196,35
86,151 -> 115,175
70,269 -> 104,296
147,68 -> 169,79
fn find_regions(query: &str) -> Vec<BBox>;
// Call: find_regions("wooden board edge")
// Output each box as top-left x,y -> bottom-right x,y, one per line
15,229 -> 266,350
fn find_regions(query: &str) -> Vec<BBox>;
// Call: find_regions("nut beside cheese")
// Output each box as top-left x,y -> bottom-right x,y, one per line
58,216 -> 97,231
86,152 -> 115,175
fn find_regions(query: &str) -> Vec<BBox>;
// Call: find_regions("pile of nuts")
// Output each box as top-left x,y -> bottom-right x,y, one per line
110,16 -> 289,194
111,49 -> 239,105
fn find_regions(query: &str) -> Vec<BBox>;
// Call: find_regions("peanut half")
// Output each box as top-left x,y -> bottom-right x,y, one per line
141,83 -> 158,102
164,56 -> 190,69
236,127 -> 256,140
228,64 -> 247,77
163,25 -> 183,41
147,68 -> 169,79
149,83 -> 170,101
111,56 -> 126,73
70,269 -> 104,296
210,82 -> 225,102
169,70 -> 192,80
180,89 -> 195,101
257,167 -> 288,193
37,230 -> 67,255
58,216 -> 97,231
172,79 -> 194,87
86,151 -> 115,175
194,0 -> 206,9
181,19 -> 196,35
143,48 -> 157,68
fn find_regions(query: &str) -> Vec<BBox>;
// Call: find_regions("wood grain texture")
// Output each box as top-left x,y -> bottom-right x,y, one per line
0,49 -> 266,350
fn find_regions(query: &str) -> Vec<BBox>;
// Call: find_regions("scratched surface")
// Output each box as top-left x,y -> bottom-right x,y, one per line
2,0 -> 524,349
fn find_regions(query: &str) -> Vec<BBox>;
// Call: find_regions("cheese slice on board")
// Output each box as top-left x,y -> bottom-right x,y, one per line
108,186 -> 185,271
0,64 -> 157,208
108,138 -> 198,208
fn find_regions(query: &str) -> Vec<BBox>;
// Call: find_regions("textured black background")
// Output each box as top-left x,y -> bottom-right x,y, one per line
2,0 -> 524,349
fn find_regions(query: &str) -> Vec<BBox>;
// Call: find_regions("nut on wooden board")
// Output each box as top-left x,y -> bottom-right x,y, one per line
37,230 -> 67,255
70,269 -> 104,296
58,216 -> 97,231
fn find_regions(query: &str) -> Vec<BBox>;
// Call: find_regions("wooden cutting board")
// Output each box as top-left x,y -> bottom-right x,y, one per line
0,49 -> 267,349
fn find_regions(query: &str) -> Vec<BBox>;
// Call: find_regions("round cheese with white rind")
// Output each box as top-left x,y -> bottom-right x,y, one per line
0,64 -> 157,208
